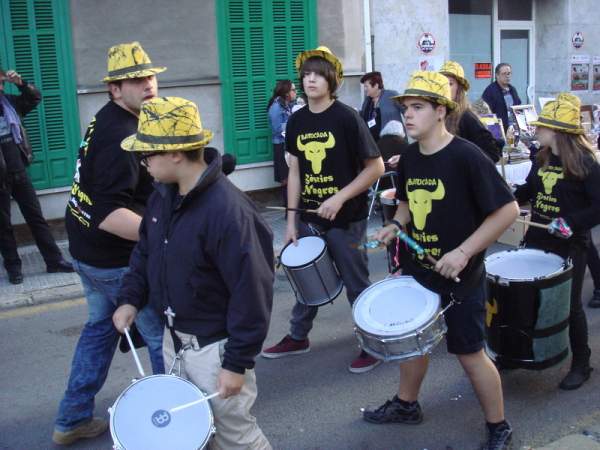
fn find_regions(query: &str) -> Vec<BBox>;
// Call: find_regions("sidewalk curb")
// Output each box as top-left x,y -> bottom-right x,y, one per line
533,433 -> 600,450
0,283 -> 84,310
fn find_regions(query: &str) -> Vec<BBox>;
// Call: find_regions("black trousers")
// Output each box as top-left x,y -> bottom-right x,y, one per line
526,239 -> 591,367
587,238 -> 600,290
0,170 -> 62,272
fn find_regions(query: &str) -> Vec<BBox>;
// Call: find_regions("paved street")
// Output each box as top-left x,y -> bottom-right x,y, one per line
1,245 -> 599,450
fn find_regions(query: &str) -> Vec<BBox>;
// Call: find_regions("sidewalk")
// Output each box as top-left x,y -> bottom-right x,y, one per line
0,208 -> 383,309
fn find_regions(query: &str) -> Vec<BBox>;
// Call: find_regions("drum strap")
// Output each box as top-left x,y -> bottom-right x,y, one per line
169,327 -> 184,353
530,317 -> 570,339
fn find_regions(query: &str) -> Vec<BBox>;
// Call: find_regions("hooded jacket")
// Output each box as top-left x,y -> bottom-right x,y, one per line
118,148 -> 274,373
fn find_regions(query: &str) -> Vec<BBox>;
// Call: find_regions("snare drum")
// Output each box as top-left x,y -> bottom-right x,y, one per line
280,236 -> 343,306
379,188 -> 398,223
109,375 -> 215,450
484,248 -> 573,370
353,276 -> 447,362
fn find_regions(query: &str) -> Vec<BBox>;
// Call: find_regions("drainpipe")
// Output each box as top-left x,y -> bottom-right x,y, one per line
363,0 -> 373,72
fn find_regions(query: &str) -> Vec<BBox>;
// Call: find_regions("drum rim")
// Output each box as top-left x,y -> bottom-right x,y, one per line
379,188 -> 399,206
109,374 -> 215,448
352,276 -> 441,335
484,248 -> 572,282
279,235 -> 327,268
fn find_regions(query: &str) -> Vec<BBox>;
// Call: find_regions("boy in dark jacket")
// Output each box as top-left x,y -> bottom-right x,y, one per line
113,97 -> 274,450
0,67 -> 72,284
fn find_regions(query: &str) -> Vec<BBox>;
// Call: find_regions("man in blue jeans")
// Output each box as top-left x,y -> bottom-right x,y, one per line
53,42 -> 167,446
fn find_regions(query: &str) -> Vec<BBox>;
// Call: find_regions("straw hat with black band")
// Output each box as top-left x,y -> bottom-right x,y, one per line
103,41 -> 166,83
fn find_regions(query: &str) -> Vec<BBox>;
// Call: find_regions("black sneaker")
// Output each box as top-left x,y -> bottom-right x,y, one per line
482,422 -> 513,450
363,395 -> 423,424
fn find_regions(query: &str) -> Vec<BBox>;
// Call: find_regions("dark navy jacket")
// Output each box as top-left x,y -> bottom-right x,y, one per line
118,148 -> 274,374
481,81 -> 522,132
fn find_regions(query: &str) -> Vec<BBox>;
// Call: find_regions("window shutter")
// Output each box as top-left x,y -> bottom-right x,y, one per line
1,0 -> 79,189
217,0 -> 317,165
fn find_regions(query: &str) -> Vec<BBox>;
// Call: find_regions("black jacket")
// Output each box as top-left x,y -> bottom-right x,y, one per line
481,81 -> 521,132
1,81 -> 41,166
118,148 -> 274,374
458,109 -> 502,163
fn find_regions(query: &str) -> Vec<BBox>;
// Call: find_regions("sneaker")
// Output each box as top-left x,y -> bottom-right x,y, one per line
348,350 -> 382,374
363,395 -> 423,424
482,421 -> 513,450
559,365 -> 593,390
52,417 -> 108,445
47,259 -> 74,273
588,289 -> 600,308
8,270 -> 23,284
261,335 -> 310,359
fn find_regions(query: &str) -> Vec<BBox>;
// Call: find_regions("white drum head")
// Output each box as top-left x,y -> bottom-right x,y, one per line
110,375 -> 212,450
485,249 -> 566,281
353,277 -> 440,336
380,188 -> 398,205
280,236 -> 326,267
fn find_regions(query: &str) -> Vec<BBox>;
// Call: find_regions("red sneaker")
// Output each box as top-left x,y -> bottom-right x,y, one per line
349,350 -> 382,373
261,335 -> 310,359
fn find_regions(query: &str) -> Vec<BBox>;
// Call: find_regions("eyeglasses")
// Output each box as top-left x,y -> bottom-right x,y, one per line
140,151 -> 162,167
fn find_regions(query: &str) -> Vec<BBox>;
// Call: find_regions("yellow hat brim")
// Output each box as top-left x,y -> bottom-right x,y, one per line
103,66 -> 167,83
439,71 -> 470,91
530,118 -> 584,135
392,90 -> 458,110
295,50 -> 344,79
121,129 -> 214,152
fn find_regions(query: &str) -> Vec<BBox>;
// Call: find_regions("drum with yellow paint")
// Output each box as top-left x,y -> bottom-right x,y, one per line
484,248 -> 573,370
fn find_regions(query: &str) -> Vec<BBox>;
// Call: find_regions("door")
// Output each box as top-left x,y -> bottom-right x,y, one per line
499,29 -> 532,103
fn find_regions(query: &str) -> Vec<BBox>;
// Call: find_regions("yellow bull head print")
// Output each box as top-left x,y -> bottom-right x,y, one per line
407,179 -> 445,230
537,168 -> 564,194
297,132 -> 336,174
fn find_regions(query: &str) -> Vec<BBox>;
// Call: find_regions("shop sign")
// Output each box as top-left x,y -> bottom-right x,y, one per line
417,33 -> 436,54
474,63 -> 492,79
572,32 -> 584,49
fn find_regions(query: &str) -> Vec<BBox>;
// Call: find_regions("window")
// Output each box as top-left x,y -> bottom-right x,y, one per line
498,0 -> 533,20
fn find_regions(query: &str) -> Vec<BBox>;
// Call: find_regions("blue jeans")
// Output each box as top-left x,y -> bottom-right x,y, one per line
55,259 -> 164,431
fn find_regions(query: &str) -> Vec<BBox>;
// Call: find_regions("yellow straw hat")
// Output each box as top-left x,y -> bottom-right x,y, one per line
531,94 -> 584,134
439,60 -> 470,91
295,45 -> 344,81
103,41 -> 166,83
392,71 -> 458,110
556,92 -> 581,108
121,97 -> 213,152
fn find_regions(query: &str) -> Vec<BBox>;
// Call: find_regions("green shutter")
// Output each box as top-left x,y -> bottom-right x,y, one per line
217,0 -> 317,165
0,0 -> 79,189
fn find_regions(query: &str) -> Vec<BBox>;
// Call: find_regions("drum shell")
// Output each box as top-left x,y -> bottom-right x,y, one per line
485,260 -> 573,370
280,240 -> 343,307
109,375 -> 215,450
352,277 -> 447,362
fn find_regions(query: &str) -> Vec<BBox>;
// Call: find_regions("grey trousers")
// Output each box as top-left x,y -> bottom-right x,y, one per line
289,219 -> 370,340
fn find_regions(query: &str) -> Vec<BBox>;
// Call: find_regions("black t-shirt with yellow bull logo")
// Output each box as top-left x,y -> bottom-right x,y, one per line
515,152 -> 600,254
286,100 -> 380,228
396,137 -> 515,295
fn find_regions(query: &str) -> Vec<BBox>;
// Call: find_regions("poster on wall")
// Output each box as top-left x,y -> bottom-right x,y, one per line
418,55 -> 444,72
511,105 -> 538,136
571,54 -> 590,91
593,56 -> 600,91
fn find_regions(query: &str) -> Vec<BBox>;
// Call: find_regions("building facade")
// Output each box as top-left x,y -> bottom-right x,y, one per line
1,0 -> 599,223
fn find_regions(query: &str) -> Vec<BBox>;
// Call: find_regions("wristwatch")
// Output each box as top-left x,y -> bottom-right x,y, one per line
389,219 -> 402,231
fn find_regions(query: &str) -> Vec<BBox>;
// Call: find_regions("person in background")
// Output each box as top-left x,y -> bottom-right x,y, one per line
267,80 -> 296,207
0,67 -> 73,285
482,63 -> 522,133
360,71 -> 406,144
440,61 -> 502,163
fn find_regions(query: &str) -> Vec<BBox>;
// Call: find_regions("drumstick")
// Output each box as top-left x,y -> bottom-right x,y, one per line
265,206 -> 318,213
515,217 -> 548,230
124,327 -> 146,378
169,392 -> 220,413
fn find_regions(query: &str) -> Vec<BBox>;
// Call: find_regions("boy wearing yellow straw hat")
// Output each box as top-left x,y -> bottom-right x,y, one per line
367,71 -> 518,450
439,61 -> 502,162
261,46 -> 386,373
515,93 -> 600,390
113,97 -> 274,449
53,42 -> 166,445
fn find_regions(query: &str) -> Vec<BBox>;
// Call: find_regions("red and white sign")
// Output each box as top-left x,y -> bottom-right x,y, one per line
417,33 -> 436,54
474,62 -> 493,79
